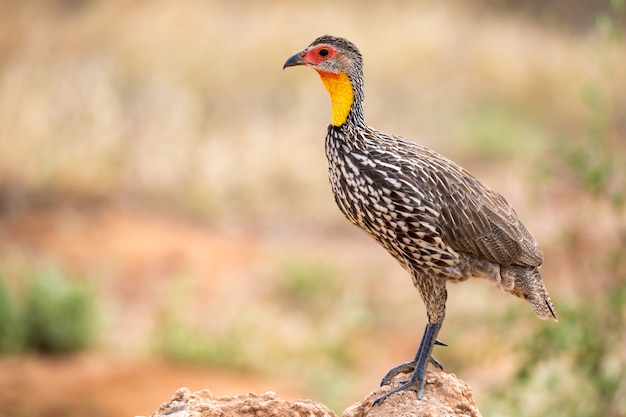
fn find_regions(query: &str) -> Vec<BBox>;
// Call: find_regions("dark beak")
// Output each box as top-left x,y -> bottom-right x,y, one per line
283,50 -> 308,69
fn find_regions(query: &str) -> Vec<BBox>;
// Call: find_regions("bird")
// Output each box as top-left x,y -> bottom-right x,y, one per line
283,35 -> 557,405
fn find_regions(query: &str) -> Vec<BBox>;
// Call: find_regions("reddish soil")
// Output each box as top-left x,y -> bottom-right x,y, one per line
0,354 -> 308,417
0,192 -> 591,416
0,201 -> 313,417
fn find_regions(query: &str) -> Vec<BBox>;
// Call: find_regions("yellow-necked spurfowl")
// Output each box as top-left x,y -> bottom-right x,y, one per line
283,35 -> 557,405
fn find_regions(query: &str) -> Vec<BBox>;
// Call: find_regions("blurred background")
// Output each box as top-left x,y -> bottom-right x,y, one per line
0,0 -> 625,416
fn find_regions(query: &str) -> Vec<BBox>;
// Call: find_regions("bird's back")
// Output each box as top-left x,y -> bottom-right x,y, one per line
325,124 -> 543,281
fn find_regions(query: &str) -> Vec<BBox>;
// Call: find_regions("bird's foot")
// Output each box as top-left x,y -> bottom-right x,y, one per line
379,339 -> 446,386
373,370 -> 425,406
373,322 -> 443,406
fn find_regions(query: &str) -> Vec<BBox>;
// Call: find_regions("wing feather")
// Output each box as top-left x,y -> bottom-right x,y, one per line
368,130 -> 543,267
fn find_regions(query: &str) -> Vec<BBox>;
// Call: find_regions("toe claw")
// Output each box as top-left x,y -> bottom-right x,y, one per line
430,356 -> 443,370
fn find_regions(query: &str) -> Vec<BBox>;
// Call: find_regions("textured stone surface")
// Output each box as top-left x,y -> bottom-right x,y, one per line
143,370 -> 480,417
146,387 -> 337,417
343,370 -> 481,417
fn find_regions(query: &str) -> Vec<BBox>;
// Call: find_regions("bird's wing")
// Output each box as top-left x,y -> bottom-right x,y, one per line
435,166 -> 543,267
374,132 -> 543,268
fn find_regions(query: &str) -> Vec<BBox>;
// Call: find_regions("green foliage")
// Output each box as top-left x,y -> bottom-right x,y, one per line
457,104 -> 548,160
549,0 -> 625,208
486,3 -> 626,415
152,311 -> 252,370
150,278 -> 251,370
0,267 -> 96,355
596,0 -> 626,41
22,269 -> 96,354
272,259 -> 341,316
553,82 -> 623,204
0,278 -> 24,354
151,259 -> 361,411
486,279 -> 626,417
271,258 -> 362,410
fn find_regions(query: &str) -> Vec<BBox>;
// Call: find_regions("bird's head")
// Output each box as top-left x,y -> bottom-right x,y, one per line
284,35 -> 364,127
283,35 -> 362,74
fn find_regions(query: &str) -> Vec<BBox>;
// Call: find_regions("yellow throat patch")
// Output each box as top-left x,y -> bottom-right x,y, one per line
316,70 -> 354,126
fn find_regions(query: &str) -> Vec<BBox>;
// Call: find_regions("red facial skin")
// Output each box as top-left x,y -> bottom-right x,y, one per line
297,44 -> 340,66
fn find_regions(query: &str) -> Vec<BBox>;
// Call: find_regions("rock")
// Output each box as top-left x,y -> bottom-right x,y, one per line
343,370 -> 481,417
145,387 -> 337,417
142,370 -> 480,417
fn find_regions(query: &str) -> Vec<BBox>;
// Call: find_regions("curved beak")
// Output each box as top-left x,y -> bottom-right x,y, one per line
283,50 -> 308,69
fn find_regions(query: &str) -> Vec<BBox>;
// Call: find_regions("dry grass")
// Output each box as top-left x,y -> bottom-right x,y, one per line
1,0 -> 624,220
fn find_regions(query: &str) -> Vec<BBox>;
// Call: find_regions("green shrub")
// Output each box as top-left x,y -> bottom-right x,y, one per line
272,259 -> 341,316
153,311 -> 251,370
486,279 -> 626,417
22,268 -> 95,354
0,278 -> 24,354
0,266 -> 96,355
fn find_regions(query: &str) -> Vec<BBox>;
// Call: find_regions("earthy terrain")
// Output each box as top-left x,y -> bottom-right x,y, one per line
146,370 -> 480,417
0,201 -> 485,416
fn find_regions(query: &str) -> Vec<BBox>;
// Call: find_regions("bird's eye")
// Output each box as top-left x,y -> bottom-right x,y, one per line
319,48 -> 330,57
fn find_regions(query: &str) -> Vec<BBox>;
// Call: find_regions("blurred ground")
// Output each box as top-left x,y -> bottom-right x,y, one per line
0,354 -> 308,417
0,0 -> 624,416
0,198 -> 533,416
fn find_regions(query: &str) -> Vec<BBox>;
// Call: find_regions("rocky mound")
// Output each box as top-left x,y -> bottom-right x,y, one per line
143,370 -> 481,417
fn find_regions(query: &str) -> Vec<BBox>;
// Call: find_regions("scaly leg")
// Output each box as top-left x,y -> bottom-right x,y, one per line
373,321 -> 443,405
379,339 -> 446,385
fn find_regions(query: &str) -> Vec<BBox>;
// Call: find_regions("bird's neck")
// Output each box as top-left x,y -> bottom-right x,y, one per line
316,70 -> 363,127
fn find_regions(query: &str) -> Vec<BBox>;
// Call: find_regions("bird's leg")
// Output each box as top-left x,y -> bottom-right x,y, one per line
373,321 -> 442,405
379,338 -> 446,385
